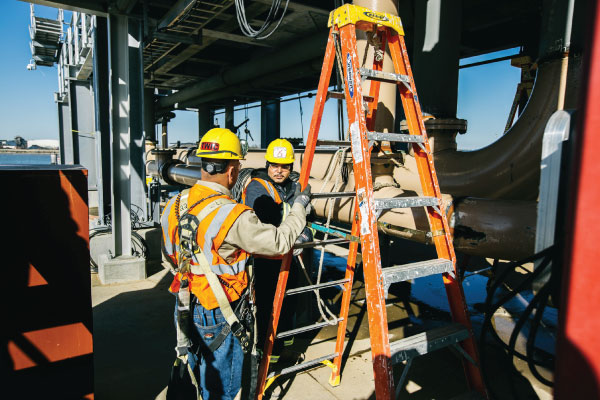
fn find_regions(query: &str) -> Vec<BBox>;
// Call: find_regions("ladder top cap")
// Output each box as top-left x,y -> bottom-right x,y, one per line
328,4 -> 405,35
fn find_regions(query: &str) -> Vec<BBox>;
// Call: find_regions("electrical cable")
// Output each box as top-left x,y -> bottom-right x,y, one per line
235,0 -> 290,39
479,246 -> 557,398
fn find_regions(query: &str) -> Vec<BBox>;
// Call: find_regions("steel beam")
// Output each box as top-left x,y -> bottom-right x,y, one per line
57,99 -> 74,164
157,30 -> 327,109
93,16 -> 111,223
412,0 -> 462,118
108,14 -> 146,257
24,0 -> 108,16
198,104 -> 212,138
261,100 -> 280,147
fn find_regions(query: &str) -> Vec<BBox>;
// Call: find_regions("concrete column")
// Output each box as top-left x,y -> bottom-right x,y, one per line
225,105 -> 235,131
198,104 -> 212,139
260,100 -> 280,147
93,16 -> 111,223
412,0 -> 462,118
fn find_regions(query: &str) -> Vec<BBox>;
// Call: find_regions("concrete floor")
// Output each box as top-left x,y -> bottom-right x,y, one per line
91,247 -> 554,400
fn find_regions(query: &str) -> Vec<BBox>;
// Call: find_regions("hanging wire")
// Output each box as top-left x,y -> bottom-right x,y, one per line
297,94 -> 305,143
235,0 -> 290,40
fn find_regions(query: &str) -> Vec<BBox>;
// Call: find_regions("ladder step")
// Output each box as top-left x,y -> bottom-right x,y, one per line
327,90 -> 374,102
383,258 -> 453,295
390,323 -> 470,364
373,196 -> 440,211
316,139 -> 351,147
293,238 -> 349,249
267,353 -> 339,379
286,278 -> 350,296
360,67 -> 411,84
312,192 -> 356,199
367,131 -> 425,143
276,319 -> 343,339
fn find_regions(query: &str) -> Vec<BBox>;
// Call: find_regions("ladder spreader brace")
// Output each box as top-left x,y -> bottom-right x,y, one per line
255,4 -> 488,399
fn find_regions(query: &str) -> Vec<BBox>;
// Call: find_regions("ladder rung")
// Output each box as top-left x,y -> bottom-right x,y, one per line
390,323 -> 470,364
373,196 -> 440,211
293,238 -> 349,249
327,90 -> 344,99
360,67 -> 411,84
276,319 -> 343,339
316,140 -> 351,147
383,258 -> 453,293
312,192 -> 356,199
327,91 -> 374,103
286,278 -> 350,296
267,353 -> 339,379
367,131 -> 425,143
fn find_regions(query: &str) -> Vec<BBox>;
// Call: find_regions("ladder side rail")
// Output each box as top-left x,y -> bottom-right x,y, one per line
255,253 -> 293,400
365,29 -> 387,130
387,32 -> 487,397
330,202 -> 361,386
387,33 -> 453,261
299,26 -> 337,189
340,22 -> 395,400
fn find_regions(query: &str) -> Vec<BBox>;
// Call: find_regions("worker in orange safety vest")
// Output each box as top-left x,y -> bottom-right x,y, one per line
161,128 -> 312,400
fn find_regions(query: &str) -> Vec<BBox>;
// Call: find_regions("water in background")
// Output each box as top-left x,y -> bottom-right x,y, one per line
0,153 -> 53,165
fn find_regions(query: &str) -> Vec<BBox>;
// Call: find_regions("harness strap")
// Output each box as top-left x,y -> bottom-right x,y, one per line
176,192 -> 252,353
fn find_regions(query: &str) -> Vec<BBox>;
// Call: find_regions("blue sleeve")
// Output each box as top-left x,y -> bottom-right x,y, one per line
243,180 -> 283,226
243,180 -> 268,209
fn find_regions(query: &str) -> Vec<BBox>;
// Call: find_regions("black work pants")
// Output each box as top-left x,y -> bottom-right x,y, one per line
254,257 -> 298,353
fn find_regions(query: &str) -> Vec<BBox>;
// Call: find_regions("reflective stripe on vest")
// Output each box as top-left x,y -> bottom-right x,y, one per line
242,177 -> 282,205
164,184 -> 251,310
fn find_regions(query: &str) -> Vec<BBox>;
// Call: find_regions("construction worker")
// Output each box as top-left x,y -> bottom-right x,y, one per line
241,138 -> 312,363
161,129 -> 312,400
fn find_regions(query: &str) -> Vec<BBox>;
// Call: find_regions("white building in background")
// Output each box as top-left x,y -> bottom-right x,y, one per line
28,139 -> 59,149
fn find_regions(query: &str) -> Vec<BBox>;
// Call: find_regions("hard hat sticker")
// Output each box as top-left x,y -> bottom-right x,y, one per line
273,146 -> 287,158
201,142 -> 219,151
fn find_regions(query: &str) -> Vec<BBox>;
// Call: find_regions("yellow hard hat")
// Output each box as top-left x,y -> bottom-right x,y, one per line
197,128 -> 244,159
265,138 -> 295,164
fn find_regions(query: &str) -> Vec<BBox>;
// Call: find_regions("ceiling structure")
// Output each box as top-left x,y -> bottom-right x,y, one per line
29,0 -> 542,110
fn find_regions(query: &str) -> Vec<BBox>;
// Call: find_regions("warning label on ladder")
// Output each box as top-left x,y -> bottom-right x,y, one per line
350,122 -> 363,163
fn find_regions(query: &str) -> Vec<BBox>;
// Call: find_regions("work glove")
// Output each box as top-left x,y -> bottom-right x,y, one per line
293,227 -> 313,256
293,183 -> 312,210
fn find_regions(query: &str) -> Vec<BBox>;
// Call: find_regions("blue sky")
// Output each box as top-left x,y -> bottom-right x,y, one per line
1,1 -> 521,151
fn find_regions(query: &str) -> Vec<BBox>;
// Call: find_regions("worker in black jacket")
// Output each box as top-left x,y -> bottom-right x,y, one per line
242,138 -> 312,363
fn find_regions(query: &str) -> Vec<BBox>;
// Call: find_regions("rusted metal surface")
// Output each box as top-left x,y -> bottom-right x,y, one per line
0,165 -> 94,399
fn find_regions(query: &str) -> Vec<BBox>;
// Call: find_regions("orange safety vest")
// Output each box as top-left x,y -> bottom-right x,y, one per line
161,183 -> 251,310
241,177 -> 283,205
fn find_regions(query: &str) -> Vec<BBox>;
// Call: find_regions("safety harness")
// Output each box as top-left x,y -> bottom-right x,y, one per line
174,189 -> 255,355
167,189 -> 263,400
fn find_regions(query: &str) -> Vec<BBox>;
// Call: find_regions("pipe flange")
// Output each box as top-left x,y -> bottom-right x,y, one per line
160,159 -> 184,186
400,118 -> 468,134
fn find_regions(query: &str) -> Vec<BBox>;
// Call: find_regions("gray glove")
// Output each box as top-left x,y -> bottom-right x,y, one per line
293,227 -> 313,256
293,183 -> 312,209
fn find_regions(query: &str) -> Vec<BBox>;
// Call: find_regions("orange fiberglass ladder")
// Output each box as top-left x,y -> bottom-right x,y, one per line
255,4 -> 488,399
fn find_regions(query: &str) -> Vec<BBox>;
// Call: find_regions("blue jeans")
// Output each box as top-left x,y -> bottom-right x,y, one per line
174,300 -> 244,400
